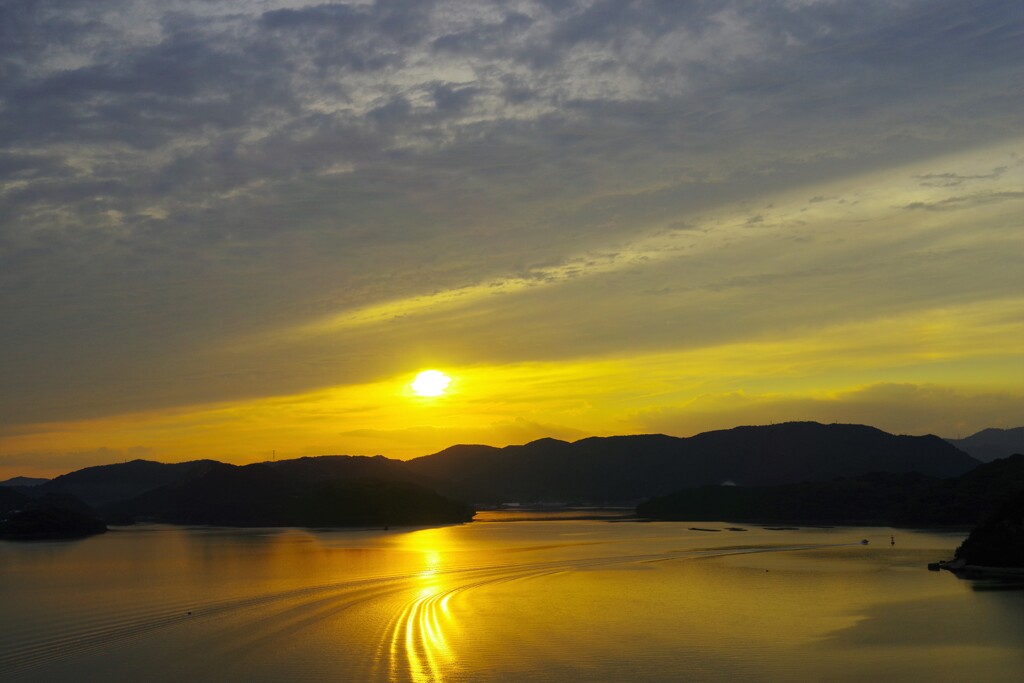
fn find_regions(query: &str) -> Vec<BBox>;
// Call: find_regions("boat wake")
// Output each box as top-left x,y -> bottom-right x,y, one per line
0,540 -> 854,681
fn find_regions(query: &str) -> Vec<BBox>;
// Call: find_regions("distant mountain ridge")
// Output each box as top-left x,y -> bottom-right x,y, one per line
3,422 -> 983,530
407,422 -> 978,505
33,459 -> 220,507
946,427 -> 1024,463
23,454 -> 440,509
0,476 -> 49,488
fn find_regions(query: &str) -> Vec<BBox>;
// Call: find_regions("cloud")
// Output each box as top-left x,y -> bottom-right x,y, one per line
914,167 -> 1007,187
901,191 -> 1024,212
1,0 -> 1022,444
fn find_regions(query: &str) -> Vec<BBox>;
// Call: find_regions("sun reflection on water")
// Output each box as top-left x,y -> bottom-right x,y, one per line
381,531 -> 463,682
386,578 -> 457,682
419,552 -> 442,578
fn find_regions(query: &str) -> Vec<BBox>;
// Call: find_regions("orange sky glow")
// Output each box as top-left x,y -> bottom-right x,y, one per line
2,2 -> 1022,478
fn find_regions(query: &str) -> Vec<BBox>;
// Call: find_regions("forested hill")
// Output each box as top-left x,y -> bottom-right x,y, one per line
110,461 -> 473,528
637,453 -> 1024,526
4,422 -> 982,527
407,422 -> 977,505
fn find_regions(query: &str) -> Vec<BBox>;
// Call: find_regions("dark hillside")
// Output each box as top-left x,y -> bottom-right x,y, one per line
638,454 -> 1024,526
112,461 -> 473,527
947,427 -> 1024,463
637,472 -> 937,524
1,488 -> 107,540
895,453 -> 1024,525
0,477 -> 49,488
408,423 -> 978,505
35,459 -> 219,507
955,491 -> 1024,568
267,454 -> 439,488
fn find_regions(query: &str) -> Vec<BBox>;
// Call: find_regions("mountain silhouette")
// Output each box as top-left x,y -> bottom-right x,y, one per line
3,422 -> 984,530
266,454 -> 443,489
408,422 -> 978,505
0,487 -> 107,540
0,476 -> 49,488
109,460 -> 473,527
947,427 -> 1024,463
32,459 -> 219,507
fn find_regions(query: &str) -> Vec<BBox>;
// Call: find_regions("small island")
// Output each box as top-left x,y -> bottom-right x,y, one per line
932,491 -> 1024,577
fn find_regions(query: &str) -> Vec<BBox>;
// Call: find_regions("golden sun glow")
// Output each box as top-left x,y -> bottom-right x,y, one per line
412,370 -> 451,397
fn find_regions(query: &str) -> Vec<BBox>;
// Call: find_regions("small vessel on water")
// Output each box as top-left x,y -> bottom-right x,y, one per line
860,539 -> 869,545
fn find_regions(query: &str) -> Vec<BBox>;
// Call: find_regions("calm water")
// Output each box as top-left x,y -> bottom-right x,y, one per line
1,513 -> 1022,682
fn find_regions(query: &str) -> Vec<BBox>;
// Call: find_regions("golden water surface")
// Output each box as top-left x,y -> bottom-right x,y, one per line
1,513 -> 1022,682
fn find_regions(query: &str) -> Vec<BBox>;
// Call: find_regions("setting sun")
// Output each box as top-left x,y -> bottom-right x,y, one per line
412,370 -> 451,397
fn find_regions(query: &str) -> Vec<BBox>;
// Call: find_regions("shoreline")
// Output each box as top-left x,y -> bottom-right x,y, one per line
929,558 -> 1024,578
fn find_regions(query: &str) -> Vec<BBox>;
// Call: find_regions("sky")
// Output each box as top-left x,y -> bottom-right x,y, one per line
2,0 -> 1022,477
